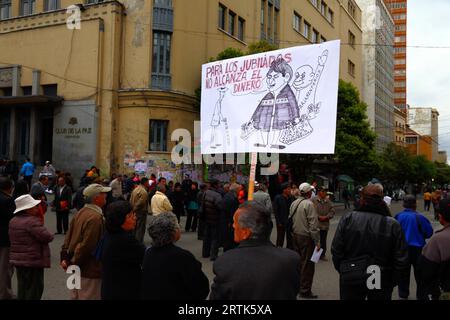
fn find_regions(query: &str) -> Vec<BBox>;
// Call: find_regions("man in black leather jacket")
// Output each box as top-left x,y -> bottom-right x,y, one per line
331,184 -> 409,300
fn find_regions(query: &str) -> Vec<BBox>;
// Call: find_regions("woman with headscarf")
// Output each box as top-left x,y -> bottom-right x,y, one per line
141,212 -> 209,300
101,201 -> 146,300
9,195 -> 54,300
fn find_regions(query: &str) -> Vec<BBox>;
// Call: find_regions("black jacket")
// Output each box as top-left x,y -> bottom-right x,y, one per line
53,185 -> 73,212
101,230 -> 146,300
73,186 -> 86,211
220,191 -> 240,247
169,190 -> 185,217
331,210 -> 409,286
210,239 -> 300,300
0,191 -> 15,247
273,194 -> 293,226
141,244 -> 209,300
202,189 -> 223,225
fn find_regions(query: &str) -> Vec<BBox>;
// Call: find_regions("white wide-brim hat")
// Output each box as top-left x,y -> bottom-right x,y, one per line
14,194 -> 41,214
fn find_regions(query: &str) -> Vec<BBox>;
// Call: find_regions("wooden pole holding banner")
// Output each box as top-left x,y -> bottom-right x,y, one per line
247,152 -> 258,201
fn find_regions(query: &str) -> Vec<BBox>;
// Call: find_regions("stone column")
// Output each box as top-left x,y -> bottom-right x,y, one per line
29,108 -> 38,163
12,66 -> 22,97
32,70 -> 42,95
9,109 -> 16,160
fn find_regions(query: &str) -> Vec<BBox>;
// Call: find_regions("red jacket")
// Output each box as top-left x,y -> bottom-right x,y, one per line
9,213 -> 54,268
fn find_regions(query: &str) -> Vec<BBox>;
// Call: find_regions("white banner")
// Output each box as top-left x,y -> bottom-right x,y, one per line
201,40 -> 340,155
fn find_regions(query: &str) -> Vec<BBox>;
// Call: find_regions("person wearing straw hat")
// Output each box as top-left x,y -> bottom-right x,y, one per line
8,194 -> 54,300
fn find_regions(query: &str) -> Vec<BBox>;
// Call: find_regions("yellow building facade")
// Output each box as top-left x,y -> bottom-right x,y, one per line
0,0 -> 363,182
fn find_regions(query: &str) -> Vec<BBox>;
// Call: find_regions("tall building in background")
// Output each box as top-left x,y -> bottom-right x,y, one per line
408,107 -> 439,161
357,0 -> 395,152
384,0 -> 407,113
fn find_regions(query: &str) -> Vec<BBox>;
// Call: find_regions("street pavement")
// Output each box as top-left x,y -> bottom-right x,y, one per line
12,197 -> 442,300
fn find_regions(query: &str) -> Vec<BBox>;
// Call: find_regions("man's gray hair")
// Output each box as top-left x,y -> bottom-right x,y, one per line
147,212 -> 180,247
238,202 -> 273,240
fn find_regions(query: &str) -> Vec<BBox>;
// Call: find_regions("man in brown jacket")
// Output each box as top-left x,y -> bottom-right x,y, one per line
312,186 -> 335,261
130,177 -> 150,243
289,182 -> 320,299
60,183 -> 110,300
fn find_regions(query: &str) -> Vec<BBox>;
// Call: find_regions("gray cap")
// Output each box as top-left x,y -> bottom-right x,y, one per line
83,183 -> 111,198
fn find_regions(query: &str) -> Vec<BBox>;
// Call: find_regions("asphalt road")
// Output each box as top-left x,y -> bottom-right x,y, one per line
11,197 -> 442,300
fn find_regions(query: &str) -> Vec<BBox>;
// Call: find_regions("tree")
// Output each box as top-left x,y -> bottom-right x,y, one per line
335,80 -> 378,183
410,155 -> 436,185
379,143 -> 414,187
434,161 -> 450,186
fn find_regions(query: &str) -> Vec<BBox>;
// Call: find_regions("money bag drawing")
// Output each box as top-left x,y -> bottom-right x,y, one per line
241,50 -> 329,148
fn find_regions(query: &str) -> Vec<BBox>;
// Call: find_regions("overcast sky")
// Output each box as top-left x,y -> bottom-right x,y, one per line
408,0 -> 450,159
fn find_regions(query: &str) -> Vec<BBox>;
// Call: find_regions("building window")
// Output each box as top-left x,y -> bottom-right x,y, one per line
44,0 -> 60,11
152,32 -> 172,90
327,8 -> 334,24
238,17 -> 245,41
228,11 -> 236,36
20,0 -> 36,16
149,120 -> 169,152
303,21 -> 310,39
312,29 -> 319,43
86,0 -> 106,4
348,60 -> 355,77
348,0 -> 356,19
261,0 -> 266,39
274,8 -> 279,43
320,1 -> 327,16
293,12 -> 301,32
0,0 -> 12,20
267,2 -> 273,42
348,30 -> 355,48
218,4 -> 226,30
153,0 -> 172,7
320,36 -> 327,43
310,0 -> 318,7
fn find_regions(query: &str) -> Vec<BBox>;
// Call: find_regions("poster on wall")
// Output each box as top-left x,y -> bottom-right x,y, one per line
201,40 -> 340,155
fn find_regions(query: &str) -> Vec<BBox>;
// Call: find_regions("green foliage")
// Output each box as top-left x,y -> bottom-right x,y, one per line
210,47 -> 245,62
247,40 -> 278,55
335,80 -> 378,183
434,161 -> 450,185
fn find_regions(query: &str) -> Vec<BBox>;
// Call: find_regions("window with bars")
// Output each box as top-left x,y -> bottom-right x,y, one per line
149,120 -> 169,152
151,32 -> 172,90
0,0 -> 12,20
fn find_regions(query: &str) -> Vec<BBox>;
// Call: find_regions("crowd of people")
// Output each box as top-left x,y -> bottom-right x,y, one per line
0,159 -> 449,301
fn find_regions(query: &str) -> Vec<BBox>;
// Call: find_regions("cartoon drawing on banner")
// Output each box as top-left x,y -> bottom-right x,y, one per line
210,87 -> 230,149
241,56 -> 299,150
241,50 -> 329,149
280,50 -> 329,145
201,40 -> 340,155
